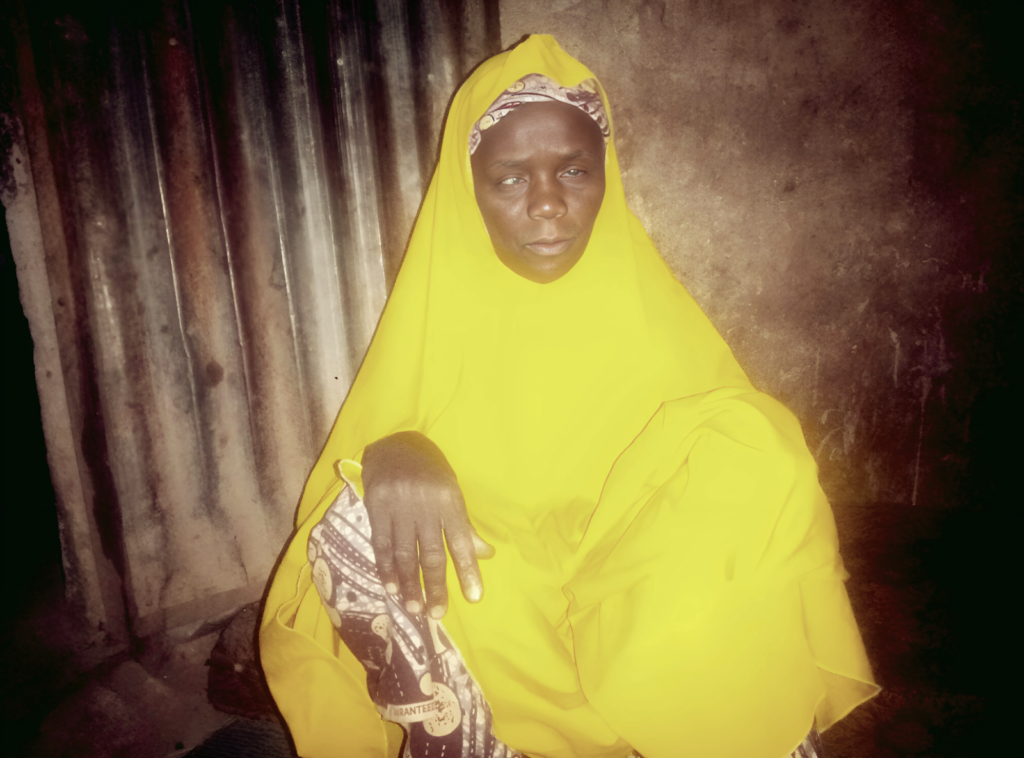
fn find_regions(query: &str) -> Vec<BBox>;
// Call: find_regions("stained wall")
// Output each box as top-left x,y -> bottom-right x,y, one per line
500,0 -> 1021,509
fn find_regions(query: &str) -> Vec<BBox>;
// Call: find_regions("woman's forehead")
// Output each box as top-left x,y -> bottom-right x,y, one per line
472,102 -> 606,165
469,73 -> 609,156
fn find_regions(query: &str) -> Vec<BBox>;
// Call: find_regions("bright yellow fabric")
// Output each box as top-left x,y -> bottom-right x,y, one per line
260,34 -> 878,758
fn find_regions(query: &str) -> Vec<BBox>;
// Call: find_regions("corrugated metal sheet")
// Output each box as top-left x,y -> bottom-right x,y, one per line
6,0 -> 499,641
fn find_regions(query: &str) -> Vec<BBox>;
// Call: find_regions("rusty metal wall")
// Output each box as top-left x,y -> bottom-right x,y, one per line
5,0 -> 499,641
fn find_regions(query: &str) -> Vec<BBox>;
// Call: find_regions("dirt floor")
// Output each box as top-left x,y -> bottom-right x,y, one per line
1,560 -> 232,757
0,501 -> 1008,757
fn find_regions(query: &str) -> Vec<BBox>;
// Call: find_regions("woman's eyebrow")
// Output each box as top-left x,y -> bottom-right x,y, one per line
488,158 -> 528,170
486,149 -> 599,170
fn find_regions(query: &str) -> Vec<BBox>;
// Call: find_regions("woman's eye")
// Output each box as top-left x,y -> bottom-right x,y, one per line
499,176 -> 524,185
563,169 -> 584,178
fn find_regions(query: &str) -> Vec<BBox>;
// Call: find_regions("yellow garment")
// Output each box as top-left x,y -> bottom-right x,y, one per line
260,34 -> 878,758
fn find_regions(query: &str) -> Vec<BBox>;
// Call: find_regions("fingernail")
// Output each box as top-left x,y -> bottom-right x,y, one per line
429,605 -> 445,620
466,583 -> 482,603
405,600 -> 421,614
385,582 -> 399,595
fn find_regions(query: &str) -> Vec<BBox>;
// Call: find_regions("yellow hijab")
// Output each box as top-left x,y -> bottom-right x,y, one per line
261,35 -> 877,758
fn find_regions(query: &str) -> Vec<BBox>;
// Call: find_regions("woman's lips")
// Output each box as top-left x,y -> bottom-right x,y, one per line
525,238 -> 573,256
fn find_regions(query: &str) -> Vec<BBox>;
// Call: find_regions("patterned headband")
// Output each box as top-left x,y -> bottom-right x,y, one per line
469,73 -> 610,155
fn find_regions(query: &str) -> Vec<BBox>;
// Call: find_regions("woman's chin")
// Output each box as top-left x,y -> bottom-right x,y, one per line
497,247 -> 585,284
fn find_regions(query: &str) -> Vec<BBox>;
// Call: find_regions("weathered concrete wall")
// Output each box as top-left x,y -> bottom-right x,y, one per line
500,0 -> 1021,507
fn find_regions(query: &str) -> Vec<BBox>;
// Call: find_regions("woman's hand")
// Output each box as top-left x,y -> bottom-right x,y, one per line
361,431 -> 494,619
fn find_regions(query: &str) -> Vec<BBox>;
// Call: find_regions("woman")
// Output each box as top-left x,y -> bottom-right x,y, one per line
260,34 -> 878,758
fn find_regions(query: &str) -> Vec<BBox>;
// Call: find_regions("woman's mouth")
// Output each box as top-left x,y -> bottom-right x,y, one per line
525,238 -> 573,256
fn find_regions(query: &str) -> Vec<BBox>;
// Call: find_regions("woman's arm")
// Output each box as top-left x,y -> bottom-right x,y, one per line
361,431 -> 493,619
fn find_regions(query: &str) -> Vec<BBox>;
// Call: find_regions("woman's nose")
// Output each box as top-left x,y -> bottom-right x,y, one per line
527,178 -> 567,220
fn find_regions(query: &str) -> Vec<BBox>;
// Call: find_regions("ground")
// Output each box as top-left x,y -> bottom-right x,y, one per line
0,502 -> 1001,757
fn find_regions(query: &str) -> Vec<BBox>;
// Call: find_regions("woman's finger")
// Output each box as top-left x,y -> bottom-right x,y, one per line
444,516 -> 484,604
418,520 -> 449,620
471,529 -> 496,560
392,518 -> 423,614
367,507 -> 400,596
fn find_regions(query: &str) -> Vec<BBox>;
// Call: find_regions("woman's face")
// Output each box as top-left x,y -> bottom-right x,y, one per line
471,101 -> 606,283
